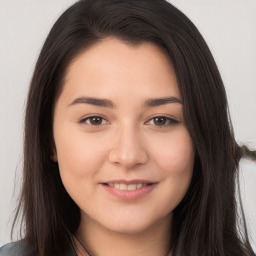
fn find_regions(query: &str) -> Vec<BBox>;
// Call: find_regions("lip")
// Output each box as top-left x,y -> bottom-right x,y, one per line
100,179 -> 157,201
102,179 -> 154,185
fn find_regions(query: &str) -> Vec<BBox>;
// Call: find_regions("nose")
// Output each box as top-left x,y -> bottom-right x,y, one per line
108,125 -> 149,169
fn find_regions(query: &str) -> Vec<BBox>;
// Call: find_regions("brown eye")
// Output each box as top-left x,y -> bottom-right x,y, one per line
89,116 -> 103,125
147,116 -> 179,127
80,116 -> 108,126
153,116 -> 168,125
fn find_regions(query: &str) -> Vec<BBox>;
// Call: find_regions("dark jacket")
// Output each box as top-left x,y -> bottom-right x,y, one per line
0,241 -> 32,256
0,240 -> 77,256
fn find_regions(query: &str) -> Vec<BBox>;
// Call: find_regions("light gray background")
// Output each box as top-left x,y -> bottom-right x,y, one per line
0,0 -> 255,250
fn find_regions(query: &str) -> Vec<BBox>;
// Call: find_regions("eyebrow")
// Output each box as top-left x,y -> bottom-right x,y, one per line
144,96 -> 183,107
69,96 -> 182,108
69,97 -> 115,108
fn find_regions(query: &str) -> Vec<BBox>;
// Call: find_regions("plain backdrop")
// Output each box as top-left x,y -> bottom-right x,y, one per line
0,0 -> 255,250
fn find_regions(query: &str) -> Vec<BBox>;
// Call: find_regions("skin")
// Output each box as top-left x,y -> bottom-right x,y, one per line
53,37 -> 195,256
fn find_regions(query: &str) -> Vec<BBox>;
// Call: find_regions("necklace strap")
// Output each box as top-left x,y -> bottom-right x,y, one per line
71,233 -> 172,256
71,234 -> 92,256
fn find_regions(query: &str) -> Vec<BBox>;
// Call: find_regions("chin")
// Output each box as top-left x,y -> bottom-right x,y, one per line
98,213 -> 171,235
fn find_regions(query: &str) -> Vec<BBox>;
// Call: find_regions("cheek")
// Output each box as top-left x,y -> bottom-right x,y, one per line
54,129 -> 109,206
151,129 -> 194,209
154,129 -> 194,173
54,127 -> 107,179
149,128 -> 195,202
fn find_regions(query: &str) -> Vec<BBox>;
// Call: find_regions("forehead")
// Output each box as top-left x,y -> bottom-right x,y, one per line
61,37 -> 180,103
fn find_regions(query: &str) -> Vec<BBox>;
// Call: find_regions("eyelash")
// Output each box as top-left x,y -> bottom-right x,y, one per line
79,115 -> 109,127
146,116 -> 179,127
79,115 -> 179,128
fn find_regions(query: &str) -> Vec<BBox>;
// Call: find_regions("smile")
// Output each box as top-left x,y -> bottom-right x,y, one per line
105,183 -> 148,190
101,180 -> 157,200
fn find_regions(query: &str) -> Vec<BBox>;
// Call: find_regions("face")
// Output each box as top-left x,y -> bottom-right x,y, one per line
53,37 -> 194,235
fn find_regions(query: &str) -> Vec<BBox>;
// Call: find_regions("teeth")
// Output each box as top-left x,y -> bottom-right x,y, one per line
128,184 -> 137,190
120,184 -> 127,190
107,183 -> 147,191
136,183 -> 143,189
114,183 -> 120,189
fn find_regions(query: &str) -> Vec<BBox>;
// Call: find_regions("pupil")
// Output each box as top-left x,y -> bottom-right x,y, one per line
91,117 -> 102,125
154,117 -> 166,125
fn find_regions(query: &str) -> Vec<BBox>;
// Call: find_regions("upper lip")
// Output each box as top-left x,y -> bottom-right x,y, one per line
101,179 -> 156,185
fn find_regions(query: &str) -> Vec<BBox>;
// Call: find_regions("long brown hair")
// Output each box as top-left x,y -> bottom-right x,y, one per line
13,0 -> 256,255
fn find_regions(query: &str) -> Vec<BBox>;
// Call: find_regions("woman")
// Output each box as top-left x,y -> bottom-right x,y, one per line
0,0 -> 255,255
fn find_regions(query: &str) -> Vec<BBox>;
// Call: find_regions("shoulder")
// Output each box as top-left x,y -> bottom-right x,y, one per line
0,240 -> 77,256
0,240 -> 33,256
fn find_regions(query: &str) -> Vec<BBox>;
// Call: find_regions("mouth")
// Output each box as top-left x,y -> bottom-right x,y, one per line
103,183 -> 150,191
100,180 -> 157,200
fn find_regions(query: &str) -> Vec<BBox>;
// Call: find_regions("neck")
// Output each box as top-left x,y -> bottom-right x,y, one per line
77,214 -> 172,256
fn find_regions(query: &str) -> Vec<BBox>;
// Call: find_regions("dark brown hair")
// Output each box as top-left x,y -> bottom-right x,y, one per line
13,0 -> 256,255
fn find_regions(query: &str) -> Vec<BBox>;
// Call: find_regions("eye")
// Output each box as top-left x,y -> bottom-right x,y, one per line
79,116 -> 108,126
146,116 -> 179,127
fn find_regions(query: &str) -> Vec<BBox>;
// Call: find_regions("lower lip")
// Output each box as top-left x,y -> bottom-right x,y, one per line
101,183 -> 157,201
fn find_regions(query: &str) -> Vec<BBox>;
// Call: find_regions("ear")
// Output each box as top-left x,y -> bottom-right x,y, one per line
51,152 -> 58,162
51,145 -> 58,162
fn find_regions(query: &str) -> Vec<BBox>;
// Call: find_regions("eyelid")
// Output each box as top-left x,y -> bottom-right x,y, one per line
79,115 -> 109,126
78,114 -> 179,128
145,115 -> 179,127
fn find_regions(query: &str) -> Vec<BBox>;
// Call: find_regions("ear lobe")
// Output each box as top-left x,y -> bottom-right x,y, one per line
51,147 -> 58,162
51,153 -> 58,162
50,140 -> 58,162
